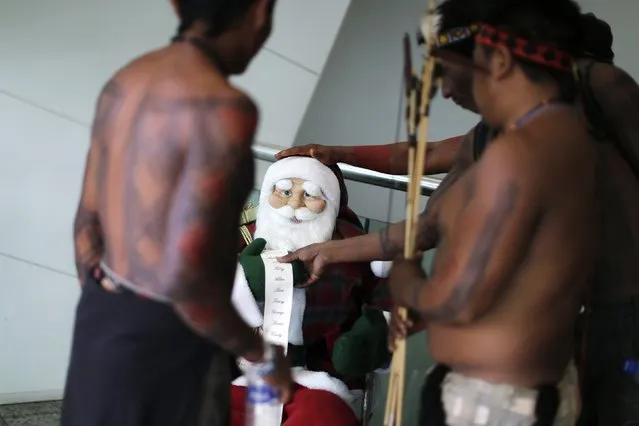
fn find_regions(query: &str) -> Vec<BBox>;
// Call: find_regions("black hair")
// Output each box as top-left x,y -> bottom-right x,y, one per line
471,0 -> 583,102
176,0 -> 276,37
580,13 -> 614,63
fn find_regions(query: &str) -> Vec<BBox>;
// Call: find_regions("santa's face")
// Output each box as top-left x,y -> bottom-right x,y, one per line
254,178 -> 338,252
268,178 -> 327,223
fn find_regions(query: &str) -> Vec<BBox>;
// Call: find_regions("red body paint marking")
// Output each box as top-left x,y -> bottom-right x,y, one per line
216,105 -> 257,144
199,173 -> 227,195
178,225 -> 210,268
181,300 -> 216,329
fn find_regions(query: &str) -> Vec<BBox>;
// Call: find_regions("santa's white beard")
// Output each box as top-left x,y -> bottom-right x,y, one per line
254,201 -> 338,252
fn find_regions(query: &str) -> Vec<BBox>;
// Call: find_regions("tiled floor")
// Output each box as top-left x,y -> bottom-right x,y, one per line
0,401 -> 60,426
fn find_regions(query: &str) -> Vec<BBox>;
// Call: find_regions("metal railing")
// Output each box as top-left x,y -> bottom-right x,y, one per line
252,143 -> 441,196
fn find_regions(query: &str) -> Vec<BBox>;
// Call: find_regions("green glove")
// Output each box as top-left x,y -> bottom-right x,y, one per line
239,238 -> 267,301
332,306 -> 391,380
239,239 -> 309,298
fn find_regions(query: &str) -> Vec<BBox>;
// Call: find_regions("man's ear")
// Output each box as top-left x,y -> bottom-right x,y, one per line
251,0 -> 273,30
490,44 -> 515,80
169,0 -> 180,16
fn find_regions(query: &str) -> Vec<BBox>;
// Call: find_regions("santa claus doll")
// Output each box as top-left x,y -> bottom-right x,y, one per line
231,156 -> 392,426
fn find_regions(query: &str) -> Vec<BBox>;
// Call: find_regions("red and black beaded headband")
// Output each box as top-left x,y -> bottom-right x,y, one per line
475,23 -> 574,72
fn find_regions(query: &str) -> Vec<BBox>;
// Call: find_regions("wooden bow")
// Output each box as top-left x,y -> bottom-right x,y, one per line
384,0 -> 440,424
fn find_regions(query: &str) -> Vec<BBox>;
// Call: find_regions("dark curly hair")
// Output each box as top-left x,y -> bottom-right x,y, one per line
176,0 -> 276,37
580,12 -> 614,63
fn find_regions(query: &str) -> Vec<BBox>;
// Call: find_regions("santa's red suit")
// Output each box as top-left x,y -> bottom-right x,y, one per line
231,158 -> 391,426
232,384 -> 358,426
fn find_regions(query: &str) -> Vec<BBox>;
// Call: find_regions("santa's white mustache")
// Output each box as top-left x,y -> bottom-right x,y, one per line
271,205 -> 318,222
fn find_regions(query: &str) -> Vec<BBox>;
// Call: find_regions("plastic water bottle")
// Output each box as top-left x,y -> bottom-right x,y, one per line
624,359 -> 639,382
245,372 -> 282,426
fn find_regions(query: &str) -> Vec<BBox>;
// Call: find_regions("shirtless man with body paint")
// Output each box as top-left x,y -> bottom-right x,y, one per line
62,1 -> 292,425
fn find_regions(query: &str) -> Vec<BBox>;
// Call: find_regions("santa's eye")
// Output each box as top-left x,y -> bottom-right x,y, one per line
281,190 -> 292,197
304,191 -> 312,198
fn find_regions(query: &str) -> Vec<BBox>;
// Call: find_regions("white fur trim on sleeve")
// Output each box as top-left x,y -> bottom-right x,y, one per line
231,262 -> 263,329
370,260 -> 393,278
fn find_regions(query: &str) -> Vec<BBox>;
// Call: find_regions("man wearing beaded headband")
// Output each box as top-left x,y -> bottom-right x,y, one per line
387,0 -> 597,424
285,0 -> 596,424
280,3 -> 639,425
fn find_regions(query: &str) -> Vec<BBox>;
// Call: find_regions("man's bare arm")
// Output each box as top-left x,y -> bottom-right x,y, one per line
276,136 -> 464,175
73,143 -> 104,286
160,96 -> 264,361
72,82 -> 120,285
317,211 -> 440,266
392,143 -> 542,324
589,62 -> 639,177
345,136 -> 463,175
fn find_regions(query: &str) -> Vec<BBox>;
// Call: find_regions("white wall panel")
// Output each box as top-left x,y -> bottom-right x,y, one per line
265,0 -> 352,74
0,0 -> 176,126
0,256 -> 79,403
234,50 -> 318,147
0,0 -> 351,147
0,94 -> 88,276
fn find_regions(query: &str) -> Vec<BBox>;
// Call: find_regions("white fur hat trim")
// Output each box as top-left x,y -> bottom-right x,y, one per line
260,157 -> 341,210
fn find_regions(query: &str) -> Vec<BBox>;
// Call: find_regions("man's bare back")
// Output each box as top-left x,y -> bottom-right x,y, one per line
99,48 -> 253,290
406,109 -> 598,387
63,3 -> 293,425
73,42 -> 268,358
